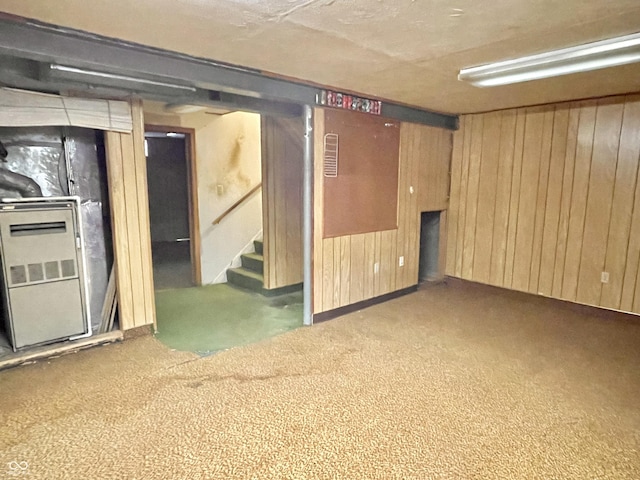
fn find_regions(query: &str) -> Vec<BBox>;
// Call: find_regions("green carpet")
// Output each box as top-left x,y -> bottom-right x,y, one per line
154,283 -> 302,355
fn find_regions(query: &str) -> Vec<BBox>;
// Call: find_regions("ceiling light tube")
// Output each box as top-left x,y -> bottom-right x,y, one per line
459,32 -> 640,87
48,64 -> 197,92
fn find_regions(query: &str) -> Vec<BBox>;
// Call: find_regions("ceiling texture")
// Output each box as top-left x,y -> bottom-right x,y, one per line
0,0 -> 639,114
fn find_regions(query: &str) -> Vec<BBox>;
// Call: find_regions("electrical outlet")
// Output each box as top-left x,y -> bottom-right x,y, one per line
374,262 -> 379,274
601,272 -> 609,284
217,184 -> 225,195
399,256 -> 404,267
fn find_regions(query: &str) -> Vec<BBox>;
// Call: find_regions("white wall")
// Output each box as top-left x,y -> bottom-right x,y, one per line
144,105 -> 262,284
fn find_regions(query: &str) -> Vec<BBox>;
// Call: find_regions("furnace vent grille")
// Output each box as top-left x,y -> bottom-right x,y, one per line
9,259 -> 76,286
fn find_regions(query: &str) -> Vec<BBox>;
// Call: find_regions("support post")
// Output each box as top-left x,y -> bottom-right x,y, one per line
303,105 -> 313,326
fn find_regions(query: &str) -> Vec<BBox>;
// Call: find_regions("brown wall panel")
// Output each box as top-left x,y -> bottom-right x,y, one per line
447,93 -> 640,315
261,115 -> 304,289
417,126 -> 452,212
323,109 -> 400,238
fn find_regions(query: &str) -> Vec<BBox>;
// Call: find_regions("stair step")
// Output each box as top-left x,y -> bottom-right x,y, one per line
226,267 -> 264,293
253,239 -> 263,255
241,252 -> 264,274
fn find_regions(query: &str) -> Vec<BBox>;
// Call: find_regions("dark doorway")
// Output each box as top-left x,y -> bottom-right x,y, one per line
419,211 -> 441,283
145,131 -> 194,289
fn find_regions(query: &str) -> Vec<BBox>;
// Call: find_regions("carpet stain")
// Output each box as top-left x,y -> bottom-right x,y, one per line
1,282 -> 639,479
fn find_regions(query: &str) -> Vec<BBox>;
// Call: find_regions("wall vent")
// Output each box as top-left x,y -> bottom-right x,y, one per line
323,133 -> 339,178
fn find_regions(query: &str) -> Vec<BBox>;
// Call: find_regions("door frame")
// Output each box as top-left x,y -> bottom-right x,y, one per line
144,124 -> 201,286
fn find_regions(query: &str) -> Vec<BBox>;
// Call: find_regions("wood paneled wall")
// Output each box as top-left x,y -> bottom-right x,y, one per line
447,93 -> 640,314
104,99 -> 156,330
418,126 -> 453,212
313,110 -> 446,314
261,115 -> 303,289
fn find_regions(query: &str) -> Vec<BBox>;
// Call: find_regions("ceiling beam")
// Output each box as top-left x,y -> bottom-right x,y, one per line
0,16 -> 458,129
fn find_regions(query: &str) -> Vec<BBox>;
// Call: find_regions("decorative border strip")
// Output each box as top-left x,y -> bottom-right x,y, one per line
316,90 -> 382,115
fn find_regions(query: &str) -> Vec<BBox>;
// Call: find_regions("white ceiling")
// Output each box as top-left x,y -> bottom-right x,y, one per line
1,0 -> 640,114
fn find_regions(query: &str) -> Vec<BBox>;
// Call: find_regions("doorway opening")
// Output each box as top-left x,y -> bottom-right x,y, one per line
143,104 -> 303,355
144,127 -> 199,290
419,211 -> 442,283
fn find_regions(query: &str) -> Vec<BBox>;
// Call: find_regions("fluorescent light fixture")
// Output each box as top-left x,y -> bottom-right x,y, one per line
459,32 -> 640,87
48,64 -> 197,92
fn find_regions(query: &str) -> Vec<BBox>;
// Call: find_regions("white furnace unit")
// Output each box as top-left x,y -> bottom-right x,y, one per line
0,197 -> 91,351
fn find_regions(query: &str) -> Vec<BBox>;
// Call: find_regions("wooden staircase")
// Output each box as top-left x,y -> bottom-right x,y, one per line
226,240 -> 302,296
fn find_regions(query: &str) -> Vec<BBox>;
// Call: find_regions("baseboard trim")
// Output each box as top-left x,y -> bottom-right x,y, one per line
0,330 -> 123,371
313,285 -> 418,324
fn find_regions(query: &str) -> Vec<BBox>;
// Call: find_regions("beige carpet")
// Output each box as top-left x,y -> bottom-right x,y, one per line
1,281 -> 639,479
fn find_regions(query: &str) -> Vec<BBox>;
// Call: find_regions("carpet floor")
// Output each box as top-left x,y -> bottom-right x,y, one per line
1,281 -> 639,479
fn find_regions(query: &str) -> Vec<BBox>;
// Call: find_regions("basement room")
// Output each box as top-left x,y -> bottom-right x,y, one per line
0,1 -> 639,479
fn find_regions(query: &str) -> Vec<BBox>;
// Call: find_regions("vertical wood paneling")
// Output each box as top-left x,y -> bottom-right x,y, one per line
562,100 -> 597,300
350,234 -> 366,304
322,237 -> 334,311
261,116 -> 304,289
528,108 -> 555,293
461,115 -> 483,279
447,94 -> 640,316
418,126 -> 452,212
502,109 -> 526,288
488,110 -> 516,286
618,96 -> 640,310
552,105 -> 581,298
131,100 -> 156,329
576,99 -> 624,305
373,231 -> 382,297
104,100 -> 155,330
446,116 -> 465,275
339,236 -> 351,306
313,109 -> 325,313
538,107 -> 569,296
332,237 -> 342,308
406,126 -> 421,286
104,133 -> 134,330
605,96 -> 640,309
472,112 -> 501,283
455,115 -> 473,277
512,107 -> 546,292
363,233 -> 376,299
396,124 -> 411,289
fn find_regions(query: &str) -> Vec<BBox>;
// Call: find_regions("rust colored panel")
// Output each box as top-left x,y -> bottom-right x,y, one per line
323,109 -> 400,238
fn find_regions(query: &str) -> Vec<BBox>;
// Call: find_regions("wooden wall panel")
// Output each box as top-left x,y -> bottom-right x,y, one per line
447,93 -> 640,315
551,105 -> 580,298
446,116 -> 464,276
576,99 -> 624,304
616,96 -> 640,311
488,110 -> 516,286
104,99 -> 156,330
537,106 -> 569,296
417,126 -> 452,212
502,109 -> 526,288
472,112 -> 501,284
261,115 -> 304,289
312,110 -> 441,314
313,110 -> 326,314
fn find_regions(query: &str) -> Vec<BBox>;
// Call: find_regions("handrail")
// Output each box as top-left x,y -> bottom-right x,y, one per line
211,182 -> 262,225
